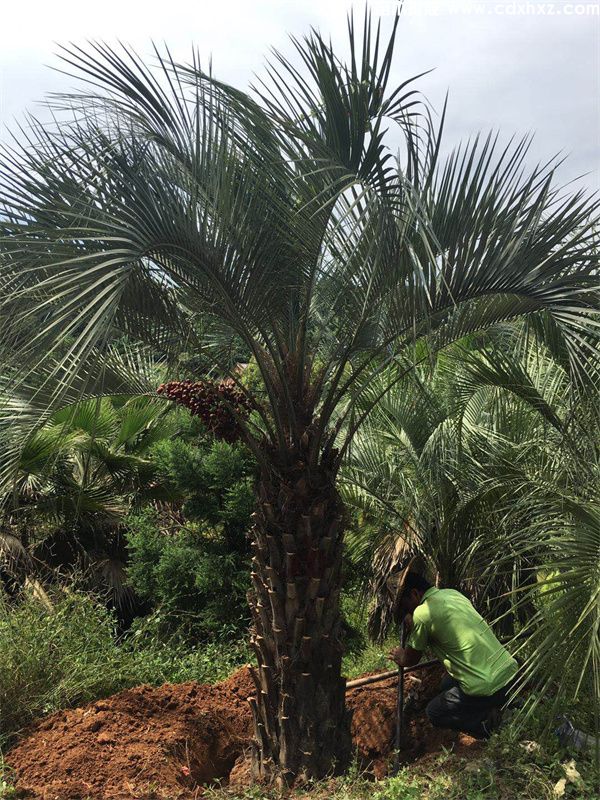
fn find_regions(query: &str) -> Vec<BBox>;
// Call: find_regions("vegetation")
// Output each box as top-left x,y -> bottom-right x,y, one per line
0,5 -> 598,791
127,435 -> 255,639
342,325 -> 600,732
0,390 -> 175,610
202,733 -> 595,800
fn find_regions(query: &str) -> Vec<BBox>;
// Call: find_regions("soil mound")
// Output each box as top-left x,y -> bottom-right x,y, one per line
7,668 -> 255,800
6,664 -> 481,798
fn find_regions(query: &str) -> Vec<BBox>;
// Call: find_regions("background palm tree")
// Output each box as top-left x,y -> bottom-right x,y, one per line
0,347 -> 177,621
0,10 -> 598,784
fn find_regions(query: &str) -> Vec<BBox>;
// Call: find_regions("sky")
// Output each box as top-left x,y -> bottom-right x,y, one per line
0,0 -> 598,192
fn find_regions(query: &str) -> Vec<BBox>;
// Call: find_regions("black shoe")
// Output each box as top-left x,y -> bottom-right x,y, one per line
481,707 -> 503,738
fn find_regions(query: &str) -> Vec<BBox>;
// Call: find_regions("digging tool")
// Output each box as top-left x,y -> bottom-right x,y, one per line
392,620 -> 408,773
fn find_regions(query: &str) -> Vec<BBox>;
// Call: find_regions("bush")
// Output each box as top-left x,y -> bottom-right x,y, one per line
0,590 -> 125,742
123,435 -> 255,640
150,436 -> 255,544
126,508 -> 251,640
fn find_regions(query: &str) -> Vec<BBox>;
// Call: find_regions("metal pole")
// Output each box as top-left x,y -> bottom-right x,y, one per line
344,658 -> 439,691
393,620 -> 407,772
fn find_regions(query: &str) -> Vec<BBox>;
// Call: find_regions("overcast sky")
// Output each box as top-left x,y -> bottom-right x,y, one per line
0,0 -> 598,191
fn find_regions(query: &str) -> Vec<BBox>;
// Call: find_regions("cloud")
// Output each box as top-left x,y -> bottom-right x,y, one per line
1,0 -> 597,190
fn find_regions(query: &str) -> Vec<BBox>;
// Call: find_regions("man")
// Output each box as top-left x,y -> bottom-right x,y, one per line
387,557 -> 518,739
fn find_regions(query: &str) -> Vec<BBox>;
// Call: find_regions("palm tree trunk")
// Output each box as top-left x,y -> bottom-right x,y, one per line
247,444 -> 351,786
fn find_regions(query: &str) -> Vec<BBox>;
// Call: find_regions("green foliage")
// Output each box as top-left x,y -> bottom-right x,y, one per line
7,394 -> 177,527
0,390 -> 181,620
0,589 -> 126,743
125,512 -> 248,638
342,328 -> 600,745
151,436 -> 255,539
342,640 -> 392,680
340,610 -> 365,659
125,435 -> 255,639
0,757 -> 17,800
339,581 -> 398,677
126,611 -> 251,683
126,509 -> 250,639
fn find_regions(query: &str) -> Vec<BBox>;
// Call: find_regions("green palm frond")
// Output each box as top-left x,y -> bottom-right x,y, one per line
485,488 -> 600,742
342,329 -> 595,635
1,12 -> 597,475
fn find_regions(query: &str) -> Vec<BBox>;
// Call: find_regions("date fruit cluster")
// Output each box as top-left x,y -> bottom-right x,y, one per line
157,378 -> 250,442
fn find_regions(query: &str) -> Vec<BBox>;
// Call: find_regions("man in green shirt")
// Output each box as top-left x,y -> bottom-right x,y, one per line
387,558 -> 518,739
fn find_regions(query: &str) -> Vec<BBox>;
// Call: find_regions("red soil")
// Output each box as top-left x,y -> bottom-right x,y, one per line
6,664 -> 482,799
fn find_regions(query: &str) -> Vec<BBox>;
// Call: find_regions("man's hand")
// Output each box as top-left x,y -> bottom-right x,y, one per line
388,646 -> 406,666
387,644 -> 423,669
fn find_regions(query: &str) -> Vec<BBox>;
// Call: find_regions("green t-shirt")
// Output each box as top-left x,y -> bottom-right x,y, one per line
407,587 -> 518,696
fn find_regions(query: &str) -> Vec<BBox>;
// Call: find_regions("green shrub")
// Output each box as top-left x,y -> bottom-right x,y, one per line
126,508 -> 251,640
150,436 -> 255,544
0,590 -> 125,742
124,435 -> 255,640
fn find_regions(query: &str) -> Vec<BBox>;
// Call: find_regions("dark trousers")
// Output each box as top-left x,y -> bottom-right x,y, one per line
425,674 -> 510,739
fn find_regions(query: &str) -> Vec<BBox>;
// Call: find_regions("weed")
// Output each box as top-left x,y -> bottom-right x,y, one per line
0,755 -> 16,799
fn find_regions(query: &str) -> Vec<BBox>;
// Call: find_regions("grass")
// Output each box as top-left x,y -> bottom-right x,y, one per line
340,588 -> 397,679
201,732 -> 595,800
343,639 -> 394,679
0,754 -> 16,800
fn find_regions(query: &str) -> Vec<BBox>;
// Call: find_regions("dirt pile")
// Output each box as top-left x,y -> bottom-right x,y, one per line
6,664 -> 481,798
6,668 -> 255,800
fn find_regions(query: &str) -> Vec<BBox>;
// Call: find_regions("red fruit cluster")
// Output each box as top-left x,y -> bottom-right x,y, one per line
157,378 -> 250,442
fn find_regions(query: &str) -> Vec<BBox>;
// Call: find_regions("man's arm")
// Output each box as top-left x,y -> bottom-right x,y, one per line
387,612 -> 423,668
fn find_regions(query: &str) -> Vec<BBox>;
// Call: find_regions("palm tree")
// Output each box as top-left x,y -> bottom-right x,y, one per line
0,353 -> 177,620
0,10 -> 598,783
343,323 -> 578,600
